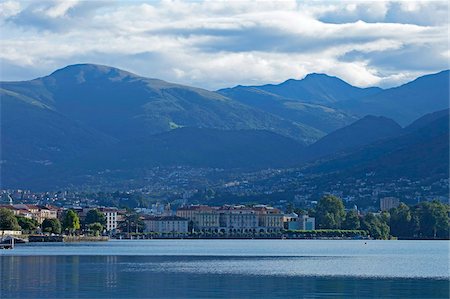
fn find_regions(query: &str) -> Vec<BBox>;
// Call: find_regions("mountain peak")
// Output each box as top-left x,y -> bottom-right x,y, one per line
304,73 -> 338,80
48,64 -> 139,83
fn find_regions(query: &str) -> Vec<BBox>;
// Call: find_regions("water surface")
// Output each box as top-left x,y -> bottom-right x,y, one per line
1,240 -> 448,298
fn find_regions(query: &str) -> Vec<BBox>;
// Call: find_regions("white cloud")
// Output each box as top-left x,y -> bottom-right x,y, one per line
44,0 -> 80,18
0,1 -> 21,18
0,0 -> 448,89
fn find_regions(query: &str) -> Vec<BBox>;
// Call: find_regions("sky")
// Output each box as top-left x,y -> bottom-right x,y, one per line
0,0 -> 448,90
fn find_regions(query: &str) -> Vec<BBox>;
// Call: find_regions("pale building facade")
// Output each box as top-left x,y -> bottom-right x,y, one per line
176,204 -> 285,234
143,216 -> 188,235
99,208 -> 118,232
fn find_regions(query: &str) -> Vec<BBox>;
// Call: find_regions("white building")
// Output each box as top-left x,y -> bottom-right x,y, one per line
176,204 -> 285,234
99,208 -> 118,232
143,216 -> 188,235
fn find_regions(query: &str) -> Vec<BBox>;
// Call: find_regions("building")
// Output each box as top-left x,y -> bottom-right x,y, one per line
176,205 -> 218,232
73,207 -> 118,232
2,204 -> 58,224
283,213 -> 315,230
177,204 -> 285,235
380,197 -> 400,211
218,205 -> 259,234
302,215 -> 315,230
99,208 -> 118,232
254,205 -> 284,233
143,216 -> 188,235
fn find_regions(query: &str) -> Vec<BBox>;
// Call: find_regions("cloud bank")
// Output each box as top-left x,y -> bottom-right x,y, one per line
0,0 -> 448,89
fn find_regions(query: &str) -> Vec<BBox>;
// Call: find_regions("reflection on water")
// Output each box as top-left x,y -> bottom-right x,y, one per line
1,255 -> 449,298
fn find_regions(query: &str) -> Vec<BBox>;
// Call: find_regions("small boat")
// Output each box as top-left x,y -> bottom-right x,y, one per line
0,236 -> 15,249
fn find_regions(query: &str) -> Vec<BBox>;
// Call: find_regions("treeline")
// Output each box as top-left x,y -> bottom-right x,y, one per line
307,195 -> 449,239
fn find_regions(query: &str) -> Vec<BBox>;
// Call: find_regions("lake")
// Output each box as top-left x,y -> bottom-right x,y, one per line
1,240 -> 449,298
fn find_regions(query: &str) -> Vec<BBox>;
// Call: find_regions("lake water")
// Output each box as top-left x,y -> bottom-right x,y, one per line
1,240 -> 449,298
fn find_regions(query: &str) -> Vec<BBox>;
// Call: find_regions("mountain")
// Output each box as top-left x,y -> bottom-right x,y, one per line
217,73 -> 384,133
337,70 -> 450,125
224,73 -> 382,105
218,85 -> 357,133
220,70 -> 450,128
0,88 -> 116,184
1,64 -> 327,187
304,110 -> 449,181
1,64 -> 321,144
404,108 -> 449,132
304,115 -> 402,161
4,128 -> 306,189
78,127 -> 306,170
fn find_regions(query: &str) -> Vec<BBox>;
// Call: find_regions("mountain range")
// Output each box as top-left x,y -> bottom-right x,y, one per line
1,64 -> 448,189
303,109 -> 449,181
220,70 -> 449,126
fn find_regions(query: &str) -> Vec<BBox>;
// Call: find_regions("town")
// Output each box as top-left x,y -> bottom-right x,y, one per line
1,189 -> 448,242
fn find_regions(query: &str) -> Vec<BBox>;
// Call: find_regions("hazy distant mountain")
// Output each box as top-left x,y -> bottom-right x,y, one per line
304,115 -> 402,161
1,64 -> 321,144
304,110 -> 449,180
1,64 -> 448,190
218,85 -> 357,133
336,70 -> 450,125
222,73 -> 382,105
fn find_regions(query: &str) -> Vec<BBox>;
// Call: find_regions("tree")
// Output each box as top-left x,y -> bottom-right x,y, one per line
85,209 -> 106,226
316,195 -> 346,229
361,213 -> 390,240
413,200 -> 449,239
118,213 -> 145,234
389,203 -> 414,239
342,210 -> 360,230
88,222 -> 103,236
16,216 -> 38,233
42,218 -> 62,234
0,208 -> 20,230
63,210 -> 80,235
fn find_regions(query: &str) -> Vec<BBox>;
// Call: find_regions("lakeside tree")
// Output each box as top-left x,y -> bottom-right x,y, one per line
389,203 -> 414,239
412,200 -> 449,239
0,208 -> 21,231
118,212 -> 145,233
85,209 -> 106,226
316,195 -> 346,229
343,210 -> 360,230
42,218 -> 62,234
361,213 -> 390,240
63,210 -> 80,235
88,222 -> 103,236
16,216 -> 38,233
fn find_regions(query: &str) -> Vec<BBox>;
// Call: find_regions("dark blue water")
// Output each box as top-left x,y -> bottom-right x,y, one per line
1,240 -> 449,298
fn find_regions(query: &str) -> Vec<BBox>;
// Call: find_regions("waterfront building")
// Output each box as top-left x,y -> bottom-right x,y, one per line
218,205 -> 259,234
177,204 -> 285,234
283,213 -> 315,230
143,216 -> 188,235
99,208 -> 118,232
176,205 -> 218,232
253,205 -> 284,233
74,207 -> 118,232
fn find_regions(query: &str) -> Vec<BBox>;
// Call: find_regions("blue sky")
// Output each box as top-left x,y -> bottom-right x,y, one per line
0,0 -> 448,90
